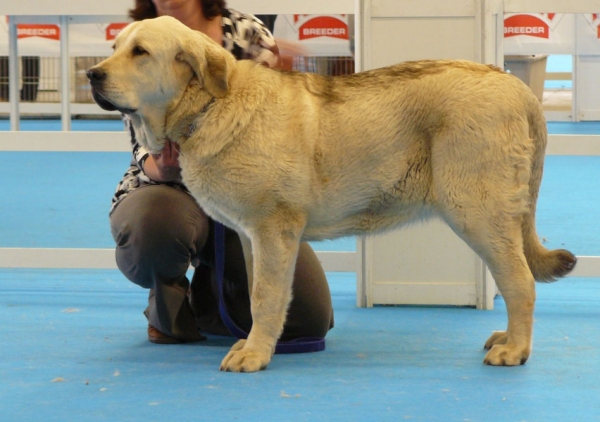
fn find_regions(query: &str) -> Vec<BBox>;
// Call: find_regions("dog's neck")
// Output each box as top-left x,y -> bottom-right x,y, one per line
165,79 -> 214,145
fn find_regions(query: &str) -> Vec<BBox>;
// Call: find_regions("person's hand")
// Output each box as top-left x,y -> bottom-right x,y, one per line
144,139 -> 182,182
273,38 -> 306,71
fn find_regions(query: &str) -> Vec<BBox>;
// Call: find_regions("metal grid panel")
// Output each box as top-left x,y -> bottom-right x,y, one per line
0,55 -> 355,110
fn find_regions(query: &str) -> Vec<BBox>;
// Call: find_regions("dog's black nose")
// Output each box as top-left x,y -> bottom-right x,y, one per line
87,67 -> 106,83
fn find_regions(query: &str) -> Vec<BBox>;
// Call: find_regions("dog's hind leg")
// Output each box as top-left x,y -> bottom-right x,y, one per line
480,237 -> 535,366
445,207 -> 536,366
435,140 -> 538,365
220,215 -> 305,372
432,116 -> 549,365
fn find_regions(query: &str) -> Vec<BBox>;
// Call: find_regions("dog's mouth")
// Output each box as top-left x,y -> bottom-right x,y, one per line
90,88 -> 137,114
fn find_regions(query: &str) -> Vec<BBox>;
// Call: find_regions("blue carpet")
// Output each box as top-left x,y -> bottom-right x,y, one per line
0,270 -> 598,421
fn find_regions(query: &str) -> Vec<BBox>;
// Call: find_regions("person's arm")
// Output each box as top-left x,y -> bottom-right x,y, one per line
272,38 -> 305,71
247,16 -> 282,69
249,16 -> 304,71
142,139 -> 182,183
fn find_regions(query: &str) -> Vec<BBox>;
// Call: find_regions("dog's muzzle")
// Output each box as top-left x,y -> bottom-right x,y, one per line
87,67 -> 136,114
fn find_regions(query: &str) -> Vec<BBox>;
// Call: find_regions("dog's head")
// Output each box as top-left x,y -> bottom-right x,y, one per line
87,16 -> 235,152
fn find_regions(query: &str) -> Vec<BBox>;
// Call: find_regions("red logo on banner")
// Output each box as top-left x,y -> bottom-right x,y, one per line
106,23 -> 129,41
17,24 -> 60,40
504,14 -> 550,39
298,16 -> 348,40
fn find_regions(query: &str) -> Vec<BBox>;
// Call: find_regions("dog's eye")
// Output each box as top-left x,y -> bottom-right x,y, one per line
132,46 -> 148,56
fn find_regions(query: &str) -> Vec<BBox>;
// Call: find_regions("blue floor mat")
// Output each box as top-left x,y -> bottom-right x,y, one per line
0,270 -> 598,422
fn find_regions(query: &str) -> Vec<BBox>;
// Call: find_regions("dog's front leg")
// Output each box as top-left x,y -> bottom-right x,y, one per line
220,220 -> 303,373
238,233 -> 254,292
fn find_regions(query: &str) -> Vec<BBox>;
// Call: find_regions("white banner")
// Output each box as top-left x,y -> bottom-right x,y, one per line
504,13 -> 600,55
577,13 -> 600,54
0,14 -> 352,58
2,13 -> 598,58
0,17 -> 128,56
258,14 -> 352,57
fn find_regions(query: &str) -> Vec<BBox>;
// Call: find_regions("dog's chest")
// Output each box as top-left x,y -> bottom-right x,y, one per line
179,157 -> 220,200
178,153 -> 250,226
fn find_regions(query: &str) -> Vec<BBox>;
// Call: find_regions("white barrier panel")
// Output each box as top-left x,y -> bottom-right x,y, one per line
0,131 -> 129,151
3,131 -> 598,154
504,0 -> 598,14
0,247 -> 358,273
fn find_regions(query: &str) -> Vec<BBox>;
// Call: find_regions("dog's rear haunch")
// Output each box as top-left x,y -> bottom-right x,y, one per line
88,16 -> 577,372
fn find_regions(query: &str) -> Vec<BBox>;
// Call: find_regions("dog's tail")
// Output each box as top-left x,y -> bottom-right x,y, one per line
522,100 -> 577,282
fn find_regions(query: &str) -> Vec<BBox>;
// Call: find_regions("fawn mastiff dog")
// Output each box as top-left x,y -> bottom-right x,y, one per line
88,16 -> 576,372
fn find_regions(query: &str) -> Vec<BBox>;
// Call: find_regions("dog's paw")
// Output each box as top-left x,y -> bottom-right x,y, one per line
483,344 -> 530,366
484,331 -> 508,350
219,340 -> 271,373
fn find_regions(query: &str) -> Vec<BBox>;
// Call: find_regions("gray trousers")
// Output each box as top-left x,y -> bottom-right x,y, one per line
110,185 -> 334,342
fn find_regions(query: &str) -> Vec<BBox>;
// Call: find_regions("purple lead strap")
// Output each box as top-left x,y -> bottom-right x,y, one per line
213,221 -> 325,354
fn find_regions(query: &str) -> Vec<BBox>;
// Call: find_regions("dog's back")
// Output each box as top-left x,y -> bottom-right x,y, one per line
233,61 -> 540,237
233,60 -> 574,281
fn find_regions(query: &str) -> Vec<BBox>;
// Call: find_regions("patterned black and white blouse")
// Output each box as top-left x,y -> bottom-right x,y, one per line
110,8 -> 279,215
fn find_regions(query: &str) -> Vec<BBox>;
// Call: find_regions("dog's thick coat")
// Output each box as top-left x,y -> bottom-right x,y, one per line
89,16 -> 576,372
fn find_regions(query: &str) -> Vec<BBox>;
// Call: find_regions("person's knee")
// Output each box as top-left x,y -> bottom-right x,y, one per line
282,299 -> 333,340
281,242 -> 334,340
110,187 -> 210,285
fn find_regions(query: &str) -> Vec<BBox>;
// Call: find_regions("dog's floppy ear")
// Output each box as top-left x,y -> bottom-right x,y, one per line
178,34 -> 232,99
